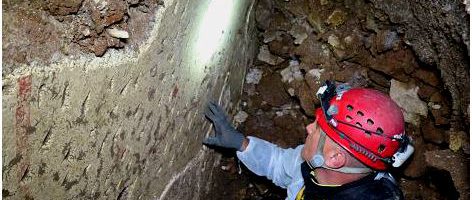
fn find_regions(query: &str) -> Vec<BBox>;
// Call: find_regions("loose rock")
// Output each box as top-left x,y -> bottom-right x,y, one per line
389,79 -> 428,126
280,59 -> 304,83
257,73 -> 290,107
234,111 -> 249,123
246,68 -> 263,84
263,30 -> 284,43
289,25 -> 308,45
106,28 -> 129,39
326,9 -> 346,27
257,45 -> 285,65
46,0 -> 83,16
422,120 -> 445,144
428,102 -> 441,110
307,12 -> 325,33
294,35 -> 331,66
367,70 -> 390,88
448,131 -> 468,152
374,30 -> 400,52
368,49 -> 418,82
365,15 -> 379,32
327,34 -> 347,59
268,33 -> 294,58
294,82 -> 316,117
268,10 -> 291,31
328,35 -> 344,50
308,68 -> 324,80
255,0 -> 274,30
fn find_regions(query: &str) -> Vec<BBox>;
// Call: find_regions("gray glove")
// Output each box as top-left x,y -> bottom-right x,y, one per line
203,101 -> 245,151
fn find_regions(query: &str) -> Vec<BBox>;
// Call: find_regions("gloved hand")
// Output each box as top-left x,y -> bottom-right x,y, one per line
203,101 -> 245,151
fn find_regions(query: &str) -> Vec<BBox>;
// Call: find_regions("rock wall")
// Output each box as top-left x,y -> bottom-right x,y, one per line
234,0 -> 469,199
2,0 -> 257,199
370,0 -> 470,131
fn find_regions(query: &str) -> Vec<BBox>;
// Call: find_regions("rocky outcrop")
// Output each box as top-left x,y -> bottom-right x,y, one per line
234,0 -> 469,199
370,0 -> 469,131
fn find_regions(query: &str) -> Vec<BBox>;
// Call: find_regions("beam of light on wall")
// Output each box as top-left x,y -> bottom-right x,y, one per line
194,0 -> 236,66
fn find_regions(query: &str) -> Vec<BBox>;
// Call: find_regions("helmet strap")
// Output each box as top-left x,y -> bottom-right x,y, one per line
309,130 -> 327,168
308,131 -> 373,174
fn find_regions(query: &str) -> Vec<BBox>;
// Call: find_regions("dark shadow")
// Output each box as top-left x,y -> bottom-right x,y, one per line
425,167 -> 460,200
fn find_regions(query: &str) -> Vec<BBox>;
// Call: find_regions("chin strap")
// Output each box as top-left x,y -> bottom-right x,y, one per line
308,131 -> 373,174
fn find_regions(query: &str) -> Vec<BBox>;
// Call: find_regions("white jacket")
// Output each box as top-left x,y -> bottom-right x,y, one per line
236,136 -> 305,200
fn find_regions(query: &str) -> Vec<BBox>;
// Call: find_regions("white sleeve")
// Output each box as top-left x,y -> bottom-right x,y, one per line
236,136 -> 305,189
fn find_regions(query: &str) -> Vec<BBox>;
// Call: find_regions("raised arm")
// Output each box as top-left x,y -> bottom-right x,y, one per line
237,136 -> 304,188
203,102 -> 304,188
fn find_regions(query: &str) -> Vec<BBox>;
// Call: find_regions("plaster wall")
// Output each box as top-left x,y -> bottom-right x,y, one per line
2,0 -> 257,199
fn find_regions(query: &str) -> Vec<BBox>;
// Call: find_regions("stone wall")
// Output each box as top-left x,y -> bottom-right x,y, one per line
234,0 -> 469,199
2,0 -> 257,199
370,0 -> 470,131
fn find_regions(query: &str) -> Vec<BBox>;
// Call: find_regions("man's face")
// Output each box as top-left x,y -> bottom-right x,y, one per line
302,120 -> 322,161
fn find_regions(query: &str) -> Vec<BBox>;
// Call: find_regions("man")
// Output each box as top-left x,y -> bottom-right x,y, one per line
203,81 -> 414,200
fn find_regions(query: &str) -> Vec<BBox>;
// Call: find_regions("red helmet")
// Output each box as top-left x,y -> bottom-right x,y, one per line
315,84 -> 406,170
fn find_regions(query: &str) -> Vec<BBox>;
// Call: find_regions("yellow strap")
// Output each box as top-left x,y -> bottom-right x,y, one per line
310,171 -> 341,187
296,186 -> 305,200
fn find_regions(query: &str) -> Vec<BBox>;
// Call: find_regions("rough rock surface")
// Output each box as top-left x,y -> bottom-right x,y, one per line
225,0 -> 469,199
389,79 -> 428,126
257,73 -> 290,107
3,0 -> 163,74
425,149 -> 469,199
422,120 -> 445,144
370,0 -> 470,131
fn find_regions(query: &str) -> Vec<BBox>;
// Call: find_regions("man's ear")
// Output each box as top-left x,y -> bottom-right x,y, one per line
325,147 -> 346,169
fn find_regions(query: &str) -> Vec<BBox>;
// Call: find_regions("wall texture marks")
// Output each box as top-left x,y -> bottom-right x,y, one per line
2,0 -> 257,199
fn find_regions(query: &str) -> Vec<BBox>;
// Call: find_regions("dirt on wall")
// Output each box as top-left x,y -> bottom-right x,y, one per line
206,0 -> 469,199
2,0 -> 163,75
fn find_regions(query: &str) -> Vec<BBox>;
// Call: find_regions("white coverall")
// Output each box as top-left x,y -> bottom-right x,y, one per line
236,136 -> 305,200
